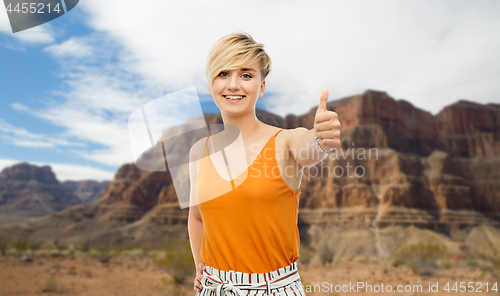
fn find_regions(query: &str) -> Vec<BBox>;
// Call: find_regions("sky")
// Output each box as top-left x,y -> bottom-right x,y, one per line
0,0 -> 499,182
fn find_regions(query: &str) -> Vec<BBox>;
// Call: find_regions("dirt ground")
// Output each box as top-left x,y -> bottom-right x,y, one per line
299,262 -> 499,295
1,254 -> 499,296
0,253 -> 192,296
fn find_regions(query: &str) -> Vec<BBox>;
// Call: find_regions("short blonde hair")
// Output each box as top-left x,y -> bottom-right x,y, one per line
206,32 -> 272,85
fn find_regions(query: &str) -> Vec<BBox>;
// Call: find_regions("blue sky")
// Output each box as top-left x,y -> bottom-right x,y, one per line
0,4 -> 228,181
0,0 -> 499,181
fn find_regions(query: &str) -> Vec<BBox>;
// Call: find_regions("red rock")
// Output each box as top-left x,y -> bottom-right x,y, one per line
2,90 -> 499,244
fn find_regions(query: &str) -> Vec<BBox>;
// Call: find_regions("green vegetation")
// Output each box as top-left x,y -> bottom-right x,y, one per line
392,239 -> 447,276
92,239 -> 115,264
141,240 -> 155,256
318,243 -> 335,264
298,244 -> 316,265
28,239 -> 43,252
148,237 -> 195,296
154,238 -> 194,286
12,237 -> 30,252
0,236 -> 11,255
53,239 -> 69,251
465,241 -> 500,280
76,238 -> 91,253
298,241 -> 335,266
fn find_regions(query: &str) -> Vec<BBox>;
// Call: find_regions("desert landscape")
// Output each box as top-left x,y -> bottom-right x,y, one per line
0,239 -> 499,296
1,89 -> 499,295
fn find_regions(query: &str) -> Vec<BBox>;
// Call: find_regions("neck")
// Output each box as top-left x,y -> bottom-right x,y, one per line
220,108 -> 266,141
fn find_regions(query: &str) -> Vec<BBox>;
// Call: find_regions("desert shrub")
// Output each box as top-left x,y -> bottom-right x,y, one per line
318,243 -> 335,265
298,244 -> 316,265
141,240 -> 155,256
77,239 -> 91,253
93,239 -> 114,264
53,239 -> 69,251
393,239 -> 447,276
465,241 -> 500,277
29,239 -> 43,252
12,238 -> 30,252
0,236 -> 11,255
155,238 -> 194,285
113,240 -> 137,254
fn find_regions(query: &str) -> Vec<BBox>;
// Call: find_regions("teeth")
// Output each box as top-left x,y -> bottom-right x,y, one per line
225,95 -> 244,100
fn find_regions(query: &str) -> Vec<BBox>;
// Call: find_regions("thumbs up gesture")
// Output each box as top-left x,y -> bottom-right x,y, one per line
314,89 -> 341,152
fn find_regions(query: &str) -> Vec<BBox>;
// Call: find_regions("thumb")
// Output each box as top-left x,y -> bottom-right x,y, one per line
316,88 -> 329,114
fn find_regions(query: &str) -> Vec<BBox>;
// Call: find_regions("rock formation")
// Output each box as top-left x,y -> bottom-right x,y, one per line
62,180 -> 111,203
0,163 -> 82,217
1,90 -> 499,247
295,90 -> 500,233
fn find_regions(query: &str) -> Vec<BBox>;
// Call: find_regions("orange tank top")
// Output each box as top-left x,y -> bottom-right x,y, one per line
195,129 -> 302,274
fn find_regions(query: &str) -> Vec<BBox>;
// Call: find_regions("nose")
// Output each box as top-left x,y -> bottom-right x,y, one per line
227,74 -> 240,91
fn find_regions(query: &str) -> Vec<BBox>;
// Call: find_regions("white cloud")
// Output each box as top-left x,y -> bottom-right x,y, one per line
11,103 -> 30,112
71,0 -> 500,116
0,159 -> 114,181
44,36 -> 93,58
34,63 -> 154,166
7,0 -> 500,171
0,118 -> 83,148
25,31 -> 207,167
0,39 -> 26,51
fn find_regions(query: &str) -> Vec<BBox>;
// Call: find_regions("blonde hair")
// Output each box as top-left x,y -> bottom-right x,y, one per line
206,32 -> 272,85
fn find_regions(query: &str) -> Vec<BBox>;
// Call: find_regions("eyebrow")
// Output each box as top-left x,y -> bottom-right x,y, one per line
239,68 -> 257,72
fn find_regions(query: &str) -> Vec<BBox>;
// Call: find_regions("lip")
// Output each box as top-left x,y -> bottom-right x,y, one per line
223,95 -> 246,103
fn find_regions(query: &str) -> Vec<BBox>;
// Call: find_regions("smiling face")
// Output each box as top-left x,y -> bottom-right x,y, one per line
208,60 -> 266,114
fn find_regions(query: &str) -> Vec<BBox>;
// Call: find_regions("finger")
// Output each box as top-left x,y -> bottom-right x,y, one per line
316,119 -> 341,131
320,140 -> 340,150
316,130 -> 333,139
315,110 -> 338,123
316,88 -> 329,114
317,130 -> 340,139
194,280 -> 202,292
317,120 -> 336,130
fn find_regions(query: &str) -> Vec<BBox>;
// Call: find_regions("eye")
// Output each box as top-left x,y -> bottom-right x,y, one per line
241,73 -> 252,78
218,71 -> 229,77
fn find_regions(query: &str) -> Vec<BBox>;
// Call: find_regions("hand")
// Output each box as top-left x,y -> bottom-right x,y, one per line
194,262 -> 206,294
314,89 -> 341,151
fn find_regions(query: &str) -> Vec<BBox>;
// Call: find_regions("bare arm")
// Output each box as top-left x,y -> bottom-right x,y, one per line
188,204 -> 204,271
187,140 -> 205,272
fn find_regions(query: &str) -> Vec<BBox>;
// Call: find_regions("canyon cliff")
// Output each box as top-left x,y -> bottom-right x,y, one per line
1,90 -> 498,247
0,163 -> 82,217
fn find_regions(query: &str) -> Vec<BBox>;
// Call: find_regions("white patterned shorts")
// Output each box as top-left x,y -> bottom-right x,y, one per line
196,261 -> 306,296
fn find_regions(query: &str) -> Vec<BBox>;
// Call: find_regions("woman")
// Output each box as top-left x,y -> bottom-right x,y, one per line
188,31 -> 341,296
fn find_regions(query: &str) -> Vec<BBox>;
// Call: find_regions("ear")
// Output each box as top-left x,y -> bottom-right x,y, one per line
259,80 -> 266,98
208,84 -> 212,95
